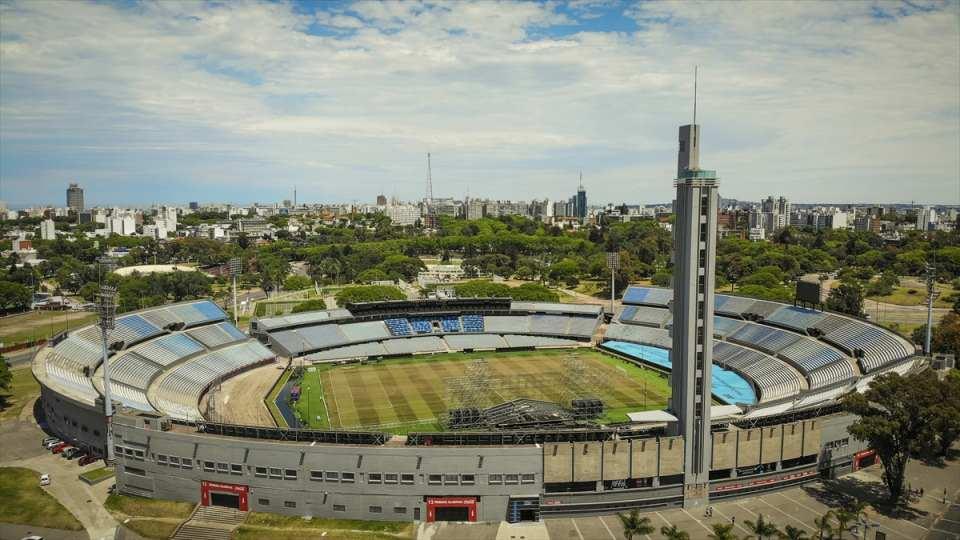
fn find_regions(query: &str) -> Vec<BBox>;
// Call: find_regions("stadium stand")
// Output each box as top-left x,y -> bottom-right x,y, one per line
618,305 -> 671,328
711,341 -> 804,402
111,314 -> 164,347
409,318 -> 434,334
444,333 -> 508,350
441,316 -> 462,332
384,318 -> 413,336
727,323 -> 803,354
622,287 -> 672,307
712,316 -> 746,338
338,321 -> 391,342
765,306 -> 828,333
462,314 -> 484,332
502,335 -> 580,348
713,295 -> 756,317
187,322 -> 249,349
132,333 -> 205,366
306,342 -> 389,362
486,315 -> 530,334
382,336 -> 447,355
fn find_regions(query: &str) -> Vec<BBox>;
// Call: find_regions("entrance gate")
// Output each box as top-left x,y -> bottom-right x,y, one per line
201,480 -> 249,511
425,497 -> 477,522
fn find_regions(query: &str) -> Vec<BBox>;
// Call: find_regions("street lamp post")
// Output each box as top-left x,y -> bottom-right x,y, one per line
606,252 -> 620,317
229,257 -> 242,325
97,285 -> 117,463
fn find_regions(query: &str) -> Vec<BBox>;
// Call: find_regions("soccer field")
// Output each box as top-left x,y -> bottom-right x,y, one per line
291,348 -> 671,433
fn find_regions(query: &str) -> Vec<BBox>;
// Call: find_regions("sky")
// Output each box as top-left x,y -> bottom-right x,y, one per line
0,0 -> 958,208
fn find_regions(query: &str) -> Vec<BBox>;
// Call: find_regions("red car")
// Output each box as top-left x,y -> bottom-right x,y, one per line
51,443 -> 70,454
78,454 -> 98,466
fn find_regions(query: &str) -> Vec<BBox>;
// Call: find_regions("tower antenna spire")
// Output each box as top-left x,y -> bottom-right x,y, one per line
426,152 -> 433,203
693,65 -> 698,126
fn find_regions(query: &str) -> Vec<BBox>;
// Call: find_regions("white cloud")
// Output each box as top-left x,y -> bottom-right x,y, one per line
0,0 -> 957,206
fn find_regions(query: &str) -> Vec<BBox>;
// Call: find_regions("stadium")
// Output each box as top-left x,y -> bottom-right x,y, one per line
31,285 -> 919,523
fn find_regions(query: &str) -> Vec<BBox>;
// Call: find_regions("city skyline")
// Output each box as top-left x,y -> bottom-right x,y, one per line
1,1 -> 959,207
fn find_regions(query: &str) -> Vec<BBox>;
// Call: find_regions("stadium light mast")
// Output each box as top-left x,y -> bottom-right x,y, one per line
670,66 -> 717,509
97,285 -> 118,463
230,257 -> 242,326
606,252 -> 620,317
925,263 -> 938,355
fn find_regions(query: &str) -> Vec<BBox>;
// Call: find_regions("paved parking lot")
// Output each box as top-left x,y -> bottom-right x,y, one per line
544,456 -> 960,540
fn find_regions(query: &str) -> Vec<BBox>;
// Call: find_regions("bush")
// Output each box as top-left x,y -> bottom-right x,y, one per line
651,271 -> 672,287
334,285 -> 405,305
291,299 -> 327,313
283,275 -> 313,291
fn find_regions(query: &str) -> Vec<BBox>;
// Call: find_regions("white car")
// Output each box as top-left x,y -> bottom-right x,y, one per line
39,474 -> 50,486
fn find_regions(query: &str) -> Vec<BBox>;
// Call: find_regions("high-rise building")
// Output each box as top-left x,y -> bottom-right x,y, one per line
189,201 -> 200,210
66,183 -> 84,211
40,219 -> 56,240
670,118 -> 717,509
376,194 -> 387,206
576,176 -> 587,223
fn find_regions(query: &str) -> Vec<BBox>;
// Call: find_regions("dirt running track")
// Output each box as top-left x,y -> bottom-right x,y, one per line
199,362 -> 284,426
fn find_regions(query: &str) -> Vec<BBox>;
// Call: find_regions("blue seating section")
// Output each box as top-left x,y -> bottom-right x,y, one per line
440,317 -> 461,332
619,306 -> 638,322
409,318 -> 433,334
728,323 -> 801,353
462,314 -> 484,332
113,314 -> 164,345
384,318 -> 412,336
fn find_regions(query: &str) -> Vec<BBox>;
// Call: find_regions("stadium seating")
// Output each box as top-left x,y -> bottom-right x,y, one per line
622,287 -> 672,307
440,316 -> 462,333
765,306 -> 828,333
529,314 -> 570,335
823,323 -> 914,373
409,318 -> 434,334
728,323 -> 802,354
338,321 -> 391,342
306,342 -> 389,362
712,342 -> 805,403
502,335 -> 580,348
486,315 -> 530,334
384,318 -> 412,336
619,305 -> 671,328
187,322 -> 249,349
566,316 -> 600,338
807,361 -> 856,390
150,341 -> 274,421
444,333 -> 508,350
712,316 -> 746,338
132,333 -> 205,366
111,314 -> 165,347
461,314 -> 484,332
382,336 -> 446,355
714,295 -> 756,317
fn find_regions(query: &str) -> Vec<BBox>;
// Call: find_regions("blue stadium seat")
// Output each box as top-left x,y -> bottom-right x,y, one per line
440,317 -> 462,332
384,318 -> 412,336
461,314 -> 485,333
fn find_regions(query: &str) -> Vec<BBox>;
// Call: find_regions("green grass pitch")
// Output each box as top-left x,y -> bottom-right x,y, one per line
291,348 -> 671,434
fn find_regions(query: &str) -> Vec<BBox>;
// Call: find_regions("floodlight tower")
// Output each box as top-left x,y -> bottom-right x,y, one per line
606,252 -> 620,316
97,285 -> 118,463
230,257 -> 242,325
670,66 -> 717,508
925,263 -> 938,355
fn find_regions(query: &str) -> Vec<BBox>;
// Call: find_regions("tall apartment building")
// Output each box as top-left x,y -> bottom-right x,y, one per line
40,219 -> 56,240
66,183 -> 84,211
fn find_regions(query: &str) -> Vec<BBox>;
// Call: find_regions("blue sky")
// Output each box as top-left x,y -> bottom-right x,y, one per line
0,0 -> 958,207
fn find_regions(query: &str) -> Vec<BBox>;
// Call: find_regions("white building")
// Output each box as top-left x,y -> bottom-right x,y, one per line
385,205 -> 420,226
40,219 -> 56,240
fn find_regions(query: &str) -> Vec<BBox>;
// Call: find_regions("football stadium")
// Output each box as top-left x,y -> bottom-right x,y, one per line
31,287 -> 919,522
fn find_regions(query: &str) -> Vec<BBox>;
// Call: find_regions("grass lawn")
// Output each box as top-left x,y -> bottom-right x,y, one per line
868,276 -> 956,308
879,321 -> 923,339
574,280 -> 604,298
79,467 -> 114,483
265,367 -> 294,427
237,513 -> 415,539
104,494 -> 195,519
124,518 -> 182,539
0,367 -> 41,422
0,467 -> 84,530
296,349 -> 670,432
0,310 -> 97,346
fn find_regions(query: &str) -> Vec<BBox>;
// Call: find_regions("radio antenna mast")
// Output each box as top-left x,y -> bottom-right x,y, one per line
693,65 -> 698,126
426,152 -> 434,203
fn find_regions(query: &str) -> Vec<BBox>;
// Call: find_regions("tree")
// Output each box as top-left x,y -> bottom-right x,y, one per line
709,522 -> 740,540
0,353 -> 12,408
931,369 -> 960,457
356,268 -> 390,283
832,508 -> 855,540
813,511 -> 834,540
826,282 -> 864,317
0,281 -> 32,312
744,514 -> 779,539
334,285 -> 405,305
283,275 -> 313,291
911,313 -> 960,354
616,510 -> 654,540
842,371 -> 941,503
660,524 -> 690,540
778,525 -> 809,540
291,299 -> 327,314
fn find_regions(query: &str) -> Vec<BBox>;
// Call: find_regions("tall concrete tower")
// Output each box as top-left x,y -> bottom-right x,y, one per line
670,71 -> 718,509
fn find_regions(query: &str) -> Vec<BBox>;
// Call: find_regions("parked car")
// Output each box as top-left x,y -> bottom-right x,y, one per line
78,454 -> 98,466
62,448 -> 82,460
20,535 -> 44,540
39,474 -> 50,486
51,443 -> 70,454
43,439 -> 62,450
41,436 -> 58,447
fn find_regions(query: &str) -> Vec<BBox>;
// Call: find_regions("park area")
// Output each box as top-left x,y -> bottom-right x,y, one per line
292,348 -> 671,433
0,310 -> 96,347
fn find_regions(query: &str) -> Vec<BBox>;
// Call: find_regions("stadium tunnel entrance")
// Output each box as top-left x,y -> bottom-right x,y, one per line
201,480 -> 248,511
425,496 -> 477,522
